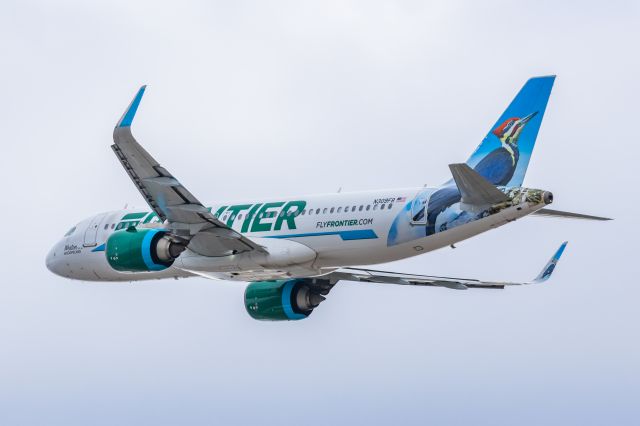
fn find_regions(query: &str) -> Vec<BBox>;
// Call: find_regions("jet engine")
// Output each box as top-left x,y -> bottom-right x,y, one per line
106,227 -> 186,272
244,279 -> 332,321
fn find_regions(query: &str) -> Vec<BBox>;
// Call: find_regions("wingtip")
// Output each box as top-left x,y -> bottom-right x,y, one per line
556,241 -> 568,259
116,85 -> 147,129
533,241 -> 568,283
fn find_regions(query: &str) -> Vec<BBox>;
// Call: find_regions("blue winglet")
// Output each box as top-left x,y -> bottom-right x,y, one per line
534,241 -> 568,283
117,85 -> 146,128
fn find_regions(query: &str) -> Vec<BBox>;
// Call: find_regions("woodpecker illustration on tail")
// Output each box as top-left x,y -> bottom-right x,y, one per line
474,111 -> 538,186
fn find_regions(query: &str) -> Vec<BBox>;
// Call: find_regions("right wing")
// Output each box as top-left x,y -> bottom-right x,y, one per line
112,86 -> 265,257
326,242 -> 568,290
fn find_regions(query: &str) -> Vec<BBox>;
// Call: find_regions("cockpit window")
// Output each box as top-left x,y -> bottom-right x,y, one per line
64,226 -> 76,237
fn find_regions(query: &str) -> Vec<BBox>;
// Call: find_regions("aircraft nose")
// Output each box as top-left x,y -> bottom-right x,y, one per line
45,244 -> 62,276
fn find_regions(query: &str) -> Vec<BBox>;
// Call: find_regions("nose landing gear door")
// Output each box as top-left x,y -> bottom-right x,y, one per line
83,214 -> 106,247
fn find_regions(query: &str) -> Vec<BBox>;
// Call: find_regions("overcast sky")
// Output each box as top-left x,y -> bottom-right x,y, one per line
1,1 -> 638,425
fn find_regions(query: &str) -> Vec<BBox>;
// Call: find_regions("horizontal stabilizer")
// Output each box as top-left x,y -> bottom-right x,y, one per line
531,208 -> 612,221
449,163 -> 508,207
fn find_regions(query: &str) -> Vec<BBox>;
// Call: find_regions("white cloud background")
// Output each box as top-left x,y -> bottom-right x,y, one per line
0,1 -> 638,424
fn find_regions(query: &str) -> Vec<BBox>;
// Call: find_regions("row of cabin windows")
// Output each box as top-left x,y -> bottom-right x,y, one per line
95,202 -> 397,231
106,222 -> 132,231
215,202 -> 395,221
92,221 -> 144,231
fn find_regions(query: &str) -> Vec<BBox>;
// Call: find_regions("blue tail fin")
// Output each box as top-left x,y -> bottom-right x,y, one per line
466,76 -> 555,187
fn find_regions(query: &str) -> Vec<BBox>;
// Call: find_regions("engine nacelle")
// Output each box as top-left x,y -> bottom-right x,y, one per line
244,279 -> 330,321
106,227 -> 186,272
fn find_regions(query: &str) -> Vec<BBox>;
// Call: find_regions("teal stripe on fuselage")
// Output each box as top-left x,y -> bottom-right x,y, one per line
266,229 -> 378,240
92,229 -> 377,255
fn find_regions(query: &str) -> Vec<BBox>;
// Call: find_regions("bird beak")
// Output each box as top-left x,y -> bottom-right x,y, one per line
520,111 -> 538,124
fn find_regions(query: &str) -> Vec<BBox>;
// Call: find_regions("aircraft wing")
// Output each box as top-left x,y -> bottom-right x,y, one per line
112,86 -> 265,256
327,242 -> 568,290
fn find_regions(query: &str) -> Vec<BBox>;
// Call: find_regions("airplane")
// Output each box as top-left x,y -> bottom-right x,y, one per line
46,76 -> 610,321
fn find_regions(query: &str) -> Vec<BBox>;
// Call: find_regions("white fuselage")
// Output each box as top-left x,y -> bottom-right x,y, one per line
45,186 -> 545,282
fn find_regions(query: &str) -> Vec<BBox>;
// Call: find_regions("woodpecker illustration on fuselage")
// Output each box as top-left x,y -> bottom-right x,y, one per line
46,76 -> 610,321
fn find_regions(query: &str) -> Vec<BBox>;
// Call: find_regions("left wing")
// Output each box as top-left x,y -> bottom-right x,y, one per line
112,86 -> 266,256
326,242 -> 568,290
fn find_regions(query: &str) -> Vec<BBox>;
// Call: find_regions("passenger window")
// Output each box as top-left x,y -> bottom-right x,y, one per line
337,207 -> 342,213
366,205 -> 371,211
308,209 -> 313,216
111,224 -> 115,229
316,208 -> 320,214
330,207 -> 335,213
301,209 -> 306,215
323,208 -> 327,214
358,205 -> 363,211
373,204 -> 378,210
104,224 -> 108,230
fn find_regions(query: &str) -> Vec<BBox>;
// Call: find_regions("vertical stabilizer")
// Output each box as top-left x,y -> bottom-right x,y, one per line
466,76 -> 555,187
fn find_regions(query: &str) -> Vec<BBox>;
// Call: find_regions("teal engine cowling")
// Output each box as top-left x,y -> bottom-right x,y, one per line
244,279 -> 331,321
106,227 -> 186,272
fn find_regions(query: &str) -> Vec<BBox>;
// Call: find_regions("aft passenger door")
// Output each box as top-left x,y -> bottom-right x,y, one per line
410,192 -> 430,225
83,214 -> 106,247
